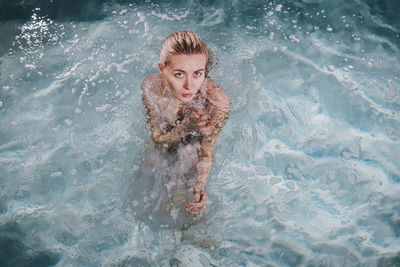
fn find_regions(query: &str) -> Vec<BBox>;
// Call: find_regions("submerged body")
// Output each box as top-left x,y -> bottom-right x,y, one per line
141,71 -> 230,216
139,31 -> 230,218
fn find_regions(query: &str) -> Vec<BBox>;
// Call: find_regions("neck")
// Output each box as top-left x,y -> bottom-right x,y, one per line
161,79 -> 184,109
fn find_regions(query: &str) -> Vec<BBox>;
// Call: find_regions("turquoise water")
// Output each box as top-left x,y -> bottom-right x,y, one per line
1,0 -> 400,266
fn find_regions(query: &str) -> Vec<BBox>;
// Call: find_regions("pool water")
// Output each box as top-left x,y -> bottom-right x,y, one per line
1,0 -> 399,266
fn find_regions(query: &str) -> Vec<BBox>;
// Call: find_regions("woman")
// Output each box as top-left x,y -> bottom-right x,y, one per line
141,31 -> 230,217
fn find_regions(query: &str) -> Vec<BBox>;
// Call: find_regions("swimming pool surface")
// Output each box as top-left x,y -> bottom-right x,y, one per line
1,0 -> 399,266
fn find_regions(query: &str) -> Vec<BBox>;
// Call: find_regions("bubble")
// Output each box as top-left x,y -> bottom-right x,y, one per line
327,169 -> 337,180
275,4 -> 283,12
52,125 -> 60,133
281,127 -> 292,137
385,80 -> 397,101
286,181 -> 295,189
64,119 -> 73,126
269,32 -> 275,40
255,166 -> 268,175
50,171 -> 63,177
269,176 -> 282,185
320,184 -> 329,190
199,254 -> 210,266
289,34 -> 300,43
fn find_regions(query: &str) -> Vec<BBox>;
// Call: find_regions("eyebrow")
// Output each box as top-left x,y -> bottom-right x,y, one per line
172,68 -> 205,72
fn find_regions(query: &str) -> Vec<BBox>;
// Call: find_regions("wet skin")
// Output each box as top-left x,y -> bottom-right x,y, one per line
142,54 -> 230,216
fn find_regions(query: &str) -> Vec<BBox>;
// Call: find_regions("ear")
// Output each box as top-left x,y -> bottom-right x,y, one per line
158,62 -> 164,75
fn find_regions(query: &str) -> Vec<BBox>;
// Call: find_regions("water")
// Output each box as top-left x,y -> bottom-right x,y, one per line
1,0 -> 399,266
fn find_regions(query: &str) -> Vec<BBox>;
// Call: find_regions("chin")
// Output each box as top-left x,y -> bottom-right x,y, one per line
179,97 -> 193,102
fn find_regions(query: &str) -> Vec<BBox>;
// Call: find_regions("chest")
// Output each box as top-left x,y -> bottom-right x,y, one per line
155,96 -> 184,128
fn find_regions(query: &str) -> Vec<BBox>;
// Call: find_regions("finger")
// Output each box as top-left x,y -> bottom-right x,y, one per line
195,191 -> 201,202
191,112 -> 200,119
192,210 -> 201,216
186,201 -> 204,209
199,125 -> 216,135
193,198 -> 206,207
195,119 -> 208,126
188,205 -> 205,216
198,191 -> 207,203
185,205 -> 201,216
200,192 -> 208,202
187,209 -> 199,216
196,109 -> 207,116
187,208 -> 199,216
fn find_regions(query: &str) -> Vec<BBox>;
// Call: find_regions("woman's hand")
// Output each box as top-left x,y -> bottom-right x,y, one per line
185,184 -> 208,216
191,110 -> 216,136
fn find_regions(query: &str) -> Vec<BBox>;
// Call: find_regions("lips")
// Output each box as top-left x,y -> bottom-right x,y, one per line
182,93 -> 193,98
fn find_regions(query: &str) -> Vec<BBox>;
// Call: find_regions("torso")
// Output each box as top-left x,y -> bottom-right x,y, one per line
142,74 -> 216,132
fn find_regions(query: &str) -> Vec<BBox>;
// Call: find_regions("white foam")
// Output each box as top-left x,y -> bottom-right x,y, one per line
35,80 -> 63,97
275,4 -> 283,12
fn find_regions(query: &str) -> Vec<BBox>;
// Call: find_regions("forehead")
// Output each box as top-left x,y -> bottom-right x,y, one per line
167,54 -> 207,70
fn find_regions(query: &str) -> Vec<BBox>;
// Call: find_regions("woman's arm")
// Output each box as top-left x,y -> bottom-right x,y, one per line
143,96 -> 189,143
141,77 -> 190,144
186,84 -> 231,216
195,87 -> 230,187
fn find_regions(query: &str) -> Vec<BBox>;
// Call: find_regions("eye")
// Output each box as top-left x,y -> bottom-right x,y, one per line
174,72 -> 184,78
194,71 -> 203,78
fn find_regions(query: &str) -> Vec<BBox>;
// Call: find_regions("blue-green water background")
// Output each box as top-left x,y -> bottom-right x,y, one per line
1,0 -> 400,266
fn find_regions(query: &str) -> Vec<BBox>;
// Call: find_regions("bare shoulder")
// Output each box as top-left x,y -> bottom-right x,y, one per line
141,74 -> 162,96
205,79 -> 231,108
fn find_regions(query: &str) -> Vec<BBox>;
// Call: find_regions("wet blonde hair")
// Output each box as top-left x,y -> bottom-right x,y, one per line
160,31 -> 208,66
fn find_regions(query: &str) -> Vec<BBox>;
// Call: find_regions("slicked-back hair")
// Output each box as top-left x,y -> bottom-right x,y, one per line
160,31 -> 208,66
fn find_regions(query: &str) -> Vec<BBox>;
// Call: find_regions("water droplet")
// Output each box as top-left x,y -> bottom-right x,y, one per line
286,181 -> 295,189
269,176 -> 282,185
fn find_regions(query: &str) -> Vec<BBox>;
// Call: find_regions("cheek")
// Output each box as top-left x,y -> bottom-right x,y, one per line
195,78 -> 205,88
172,79 -> 183,88
166,77 -> 182,92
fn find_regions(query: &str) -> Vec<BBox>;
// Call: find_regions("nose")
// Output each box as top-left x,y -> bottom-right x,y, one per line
183,76 -> 192,90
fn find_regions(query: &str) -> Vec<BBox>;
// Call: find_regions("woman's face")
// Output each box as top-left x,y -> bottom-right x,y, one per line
159,54 -> 207,103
